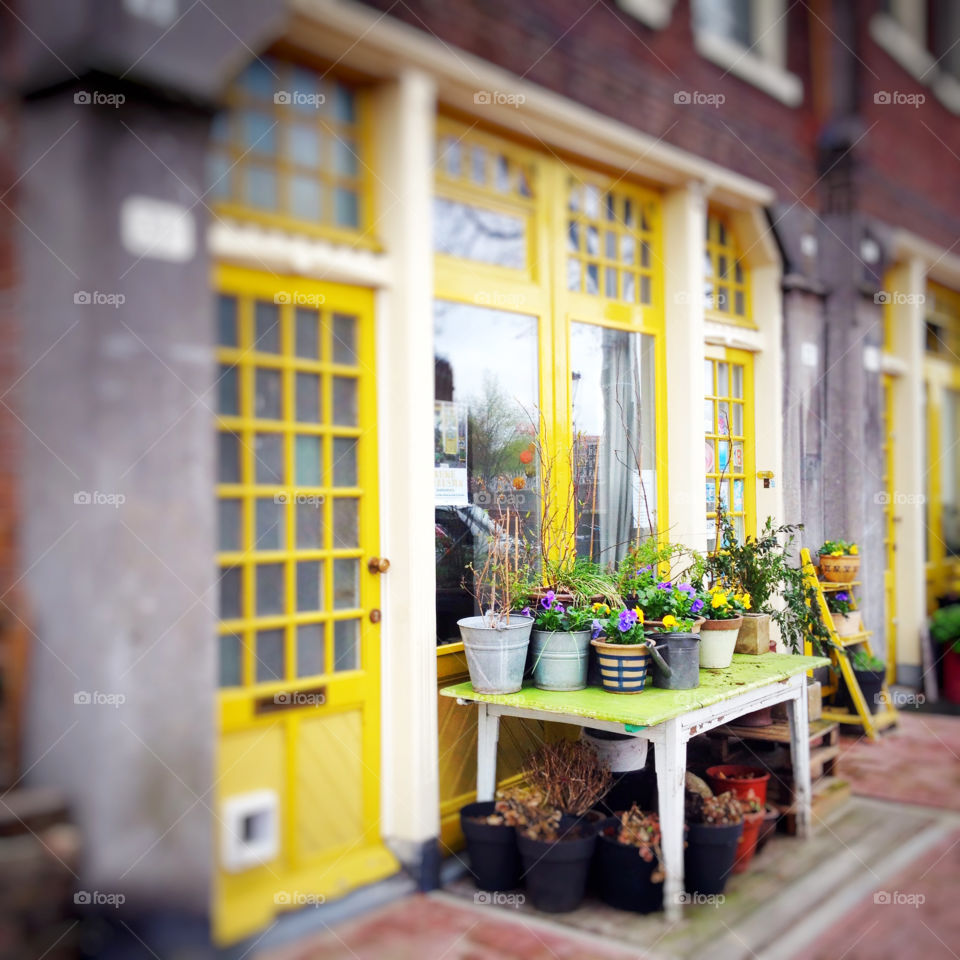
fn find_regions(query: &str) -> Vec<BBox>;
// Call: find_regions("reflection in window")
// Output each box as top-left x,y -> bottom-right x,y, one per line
433,301 -> 539,644
943,390 -> 960,556
570,324 -> 657,565
433,197 -> 526,268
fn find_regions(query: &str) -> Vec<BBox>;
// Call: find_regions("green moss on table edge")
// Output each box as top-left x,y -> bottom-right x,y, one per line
439,653 -> 830,727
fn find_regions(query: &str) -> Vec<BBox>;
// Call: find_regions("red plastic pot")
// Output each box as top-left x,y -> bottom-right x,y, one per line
944,648 -> 960,705
732,810 -> 765,873
705,765 -> 770,806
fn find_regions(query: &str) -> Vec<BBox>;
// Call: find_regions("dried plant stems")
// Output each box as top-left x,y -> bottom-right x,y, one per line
523,740 -> 612,817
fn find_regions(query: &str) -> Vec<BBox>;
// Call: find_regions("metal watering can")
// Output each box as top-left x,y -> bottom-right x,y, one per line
646,632 -> 701,690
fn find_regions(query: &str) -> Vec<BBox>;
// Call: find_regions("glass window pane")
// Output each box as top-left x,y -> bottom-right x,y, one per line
639,275 -> 651,304
568,221 -> 580,253
584,183 -> 600,218
255,629 -> 285,683
256,563 -> 284,616
333,558 -> 359,609
605,231 -> 617,258
704,400 -> 714,434
218,432 -> 241,484
290,66 -> 324,111
441,136 -> 461,177
332,84 -> 356,123
732,441 -> 744,474
297,623 -> 326,677
717,363 -> 729,397
219,566 -> 243,619
289,125 -> 320,166
242,112 -> 276,154
605,267 -> 618,299
569,324 -> 657,564
255,497 -> 285,549
295,372 -> 321,423
244,166 -> 277,209
734,290 -> 745,316
641,242 -> 651,269
704,360 -> 714,393
495,154 -> 510,192
567,257 -> 581,292
218,364 -> 239,415
470,145 -> 486,184
732,364 -> 744,398
219,634 -> 242,687
586,225 -> 599,256
334,620 -> 360,671
296,436 -> 323,486
332,314 -> 357,366
255,368 -> 282,420
218,295 -> 238,346
333,137 -> 358,176
333,498 -> 359,547
433,198 -> 526,269
297,560 -> 324,612
296,499 -> 324,548
732,402 -> 744,436
586,263 -> 599,295
334,188 -> 359,228
290,176 -> 322,220
621,234 -> 635,265
218,498 -> 242,552
240,59 -> 275,98
332,437 -> 357,487
254,433 -> 284,484
254,302 -> 280,353
623,273 -> 636,303
295,309 -> 320,359
332,377 -> 358,426
717,402 -> 730,437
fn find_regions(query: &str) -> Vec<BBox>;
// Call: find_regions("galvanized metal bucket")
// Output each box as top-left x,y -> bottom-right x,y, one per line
529,629 -> 591,691
457,615 -> 533,694
648,632 -> 701,689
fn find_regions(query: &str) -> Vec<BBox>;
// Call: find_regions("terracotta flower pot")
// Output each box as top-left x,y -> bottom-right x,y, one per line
699,616 -> 743,669
705,764 -> 771,806
732,809 -> 765,873
819,554 -> 860,583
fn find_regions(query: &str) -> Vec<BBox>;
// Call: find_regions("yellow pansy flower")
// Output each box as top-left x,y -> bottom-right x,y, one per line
633,607 -> 645,623
711,592 -> 729,609
592,602 -> 610,614
741,593 -> 752,610
662,614 -> 678,629
849,544 -> 859,555
831,550 -> 843,557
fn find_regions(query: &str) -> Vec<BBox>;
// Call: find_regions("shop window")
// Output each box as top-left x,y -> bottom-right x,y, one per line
704,213 -> 751,324
705,352 -> 754,547
925,283 -> 960,357
566,177 -> 657,306
942,389 -> 960,557
208,57 -> 369,240
570,325 -> 657,563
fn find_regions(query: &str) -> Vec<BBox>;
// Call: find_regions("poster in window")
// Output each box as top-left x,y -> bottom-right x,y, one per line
705,478 -> 716,510
733,478 -> 744,513
434,400 -> 468,505
732,442 -> 743,471
717,441 -> 729,472
704,440 -> 715,474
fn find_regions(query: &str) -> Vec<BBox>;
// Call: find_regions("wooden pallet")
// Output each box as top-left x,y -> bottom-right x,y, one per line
773,776 -> 852,834
709,719 -> 840,778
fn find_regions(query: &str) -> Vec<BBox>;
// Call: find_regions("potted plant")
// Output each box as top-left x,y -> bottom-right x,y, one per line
506,742 -> 612,913
457,512 -> 534,695
526,592 -> 594,691
698,587 -> 750,669
843,648 -> 886,714
459,799 -> 522,892
684,789 -> 744,896
596,804 -> 664,913
931,604 -> 960,704
590,607 -> 671,693
826,590 -> 861,637
818,539 -> 860,583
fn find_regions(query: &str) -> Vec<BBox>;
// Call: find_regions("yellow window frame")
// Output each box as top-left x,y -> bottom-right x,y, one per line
705,211 -> 754,329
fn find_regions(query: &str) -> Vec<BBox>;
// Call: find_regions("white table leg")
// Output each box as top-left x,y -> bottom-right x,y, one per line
786,678 -> 811,838
476,703 -> 500,802
654,720 -> 686,922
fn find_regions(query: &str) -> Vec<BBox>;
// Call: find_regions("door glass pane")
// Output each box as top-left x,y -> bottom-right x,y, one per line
296,500 -> 324,548
297,623 -> 326,677
295,309 -> 320,359
332,377 -> 358,426
717,363 -> 729,397
254,301 -> 281,353
218,498 -> 242,552
218,432 -> 241,484
295,436 -> 322,486
332,314 -> 358,365
219,634 -> 242,687
334,620 -> 360,671
433,300 -> 540,644
333,558 -> 360,609
570,324 -> 657,564
254,433 -> 284,484
218,365 -> 239,415
255,368 -> 282,420
255,629 -> 285,682
333,498 -> 359,547
296,560 -> 324,611
732,364 -> 744,398
433,197 -> 526,269
332,437 -> 357,486
255,497 -> 285,549
219,566 -> 243,619
295,372 -> 322,422
256,563 -> 285,616
732,402 -> 744,436
218,296 -> 238,346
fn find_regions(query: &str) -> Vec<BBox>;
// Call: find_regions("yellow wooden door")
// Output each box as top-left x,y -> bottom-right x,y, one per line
212,265 -> 397,944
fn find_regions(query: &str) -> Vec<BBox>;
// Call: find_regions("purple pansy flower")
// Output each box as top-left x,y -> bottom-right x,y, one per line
618,609 -> 639,632
657,581 -> 673,591
541,590 -> 556,610
678,583 -> 696,596
554,603 -> 565,615
835,592 -> 849,602
691,598 -> 704,615
591,619 -> 603,640
521,606 -> 532,618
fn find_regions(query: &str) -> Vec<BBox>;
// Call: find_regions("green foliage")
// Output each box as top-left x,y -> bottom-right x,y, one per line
819,539 -> 859,557
826,591 -> 854,616
542,556 -> 621,607
930,605 -> 960,653
591,606 -> 649,645
851,649 -> 884,672
529,592 -> 594,632
616,537 -> 690,599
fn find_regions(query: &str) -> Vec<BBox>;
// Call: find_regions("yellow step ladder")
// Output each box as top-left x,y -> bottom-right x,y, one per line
800,548 -> 898,741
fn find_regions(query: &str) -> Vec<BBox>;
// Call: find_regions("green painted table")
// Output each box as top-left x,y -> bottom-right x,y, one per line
441,652 -> 829,921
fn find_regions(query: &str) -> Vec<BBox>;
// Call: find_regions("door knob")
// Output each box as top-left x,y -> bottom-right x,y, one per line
368,557 -> 391,574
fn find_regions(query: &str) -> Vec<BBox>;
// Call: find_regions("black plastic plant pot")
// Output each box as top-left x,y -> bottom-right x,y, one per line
853,668 -> 885,714
517,829 -> 597,913
684,821 -> 743,896
596,822 -> 664,913
460,801 -> 521,892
